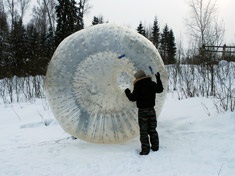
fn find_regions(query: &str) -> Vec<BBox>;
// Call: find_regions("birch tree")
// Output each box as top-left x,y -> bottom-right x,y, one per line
5,0 -> 18,29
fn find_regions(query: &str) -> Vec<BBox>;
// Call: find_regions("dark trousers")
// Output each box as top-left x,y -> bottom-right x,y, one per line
138,107 -> 159,151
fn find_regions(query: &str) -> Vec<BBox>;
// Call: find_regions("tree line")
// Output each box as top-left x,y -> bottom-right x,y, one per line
136,19 -> 176,65
0,0 -> 234,112
0,0 -> 177,79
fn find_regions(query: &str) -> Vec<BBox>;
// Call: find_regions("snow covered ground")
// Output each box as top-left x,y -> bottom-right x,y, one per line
0,93 -> 235,176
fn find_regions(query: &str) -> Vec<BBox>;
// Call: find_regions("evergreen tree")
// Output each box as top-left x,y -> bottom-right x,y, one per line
160,24 -> 169,64
37,28 -> 55,75
137,22 -> 146,37
151,17 -> 160,49
160,24 -> 177,64
26,23 -> 40,75
26,23 -> 54,76
55,0 -> 79,46
0,8 -> 8,34
0,10 -> 8,61
92,16 -> 104,25
9,18 -> 28,76
167,29 -> 177,64
0,8 -> 9,78
44,27 -> 55,63
92,16 -> 99,25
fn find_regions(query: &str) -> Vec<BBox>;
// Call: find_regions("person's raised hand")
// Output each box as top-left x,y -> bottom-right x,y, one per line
125,88 -> 130,94
155,72 -> 160,80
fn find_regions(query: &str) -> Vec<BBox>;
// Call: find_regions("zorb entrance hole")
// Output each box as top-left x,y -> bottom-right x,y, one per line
45,24 -> 168,144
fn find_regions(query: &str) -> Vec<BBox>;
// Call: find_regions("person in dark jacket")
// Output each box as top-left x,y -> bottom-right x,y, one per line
125,70 -> 163,155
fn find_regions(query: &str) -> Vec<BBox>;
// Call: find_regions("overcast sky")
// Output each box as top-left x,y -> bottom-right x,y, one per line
83,0 -> 235,46
24,0 -> 234,46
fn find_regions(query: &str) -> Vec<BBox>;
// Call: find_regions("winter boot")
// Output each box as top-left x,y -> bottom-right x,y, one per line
139,149 -> 150,155
151,146 -> 159,152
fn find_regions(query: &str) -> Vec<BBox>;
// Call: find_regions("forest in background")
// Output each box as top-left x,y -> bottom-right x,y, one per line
0,0 -> 234,112
0,0 -> 177,78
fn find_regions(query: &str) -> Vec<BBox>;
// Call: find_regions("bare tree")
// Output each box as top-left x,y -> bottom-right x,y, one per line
31,0 -> 56,34
185,0 -> 225,96
77,0 -> 91,29
5,0 -> 18,29
42,0 -> 56,32
0,0 -> 4,12
77,0 -> 91,15
185,0 -> 224,48
214,61 -> 235,112
17,0 -> 30,19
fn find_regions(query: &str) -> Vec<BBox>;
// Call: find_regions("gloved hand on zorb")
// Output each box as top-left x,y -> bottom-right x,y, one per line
155,72 -> 164,93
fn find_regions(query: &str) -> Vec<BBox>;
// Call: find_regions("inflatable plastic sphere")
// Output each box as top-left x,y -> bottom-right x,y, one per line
45,24 -> 168,144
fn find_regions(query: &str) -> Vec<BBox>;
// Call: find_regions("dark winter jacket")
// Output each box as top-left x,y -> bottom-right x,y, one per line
125,76 -> 163,109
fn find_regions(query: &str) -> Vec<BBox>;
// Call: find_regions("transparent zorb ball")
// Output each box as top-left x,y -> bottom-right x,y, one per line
45,24 -> 168,144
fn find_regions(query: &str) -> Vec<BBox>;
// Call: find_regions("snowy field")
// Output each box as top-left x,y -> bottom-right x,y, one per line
0,93 -> 235,176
